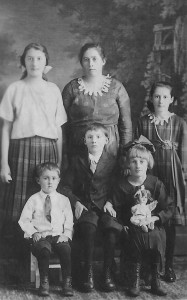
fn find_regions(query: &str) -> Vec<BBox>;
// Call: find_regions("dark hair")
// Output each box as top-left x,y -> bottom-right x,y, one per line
79,43 -> 106,65
147,81 -> 175,112
134,189 -> 152,204
126,144 -> 154,170
84,123 -> 109,138
35,162 -> 60,178
20,43 -> 49,80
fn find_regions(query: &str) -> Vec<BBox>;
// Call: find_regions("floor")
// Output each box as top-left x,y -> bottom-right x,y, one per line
0,257 -> 187,300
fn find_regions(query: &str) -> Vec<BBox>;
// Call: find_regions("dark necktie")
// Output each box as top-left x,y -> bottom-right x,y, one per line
44,195 -> 51,222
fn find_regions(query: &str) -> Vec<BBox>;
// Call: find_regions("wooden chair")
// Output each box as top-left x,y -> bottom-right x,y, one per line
30,253 -> 62,288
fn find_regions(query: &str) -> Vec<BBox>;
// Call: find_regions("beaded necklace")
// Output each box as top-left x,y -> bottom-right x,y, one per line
152,114 -> 173,147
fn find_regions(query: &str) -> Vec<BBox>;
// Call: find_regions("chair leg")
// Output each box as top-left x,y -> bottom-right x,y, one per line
35,267 -> 40,288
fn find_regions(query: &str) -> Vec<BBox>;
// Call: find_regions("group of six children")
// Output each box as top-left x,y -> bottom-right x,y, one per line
0,42 -> 186,298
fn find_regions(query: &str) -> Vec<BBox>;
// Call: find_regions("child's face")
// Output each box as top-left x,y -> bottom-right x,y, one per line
25,48 -> 46,78
129,157 -> 148,178
84,129 -> 108,155
36,169 -> 60,194
152,86 -> 173,115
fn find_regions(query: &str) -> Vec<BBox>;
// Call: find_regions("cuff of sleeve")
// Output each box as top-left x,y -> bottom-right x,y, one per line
64,229 -> 73,240
155,214 -> 162,226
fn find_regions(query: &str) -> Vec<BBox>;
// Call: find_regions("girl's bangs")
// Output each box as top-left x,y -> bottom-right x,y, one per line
129,148 -> 149,161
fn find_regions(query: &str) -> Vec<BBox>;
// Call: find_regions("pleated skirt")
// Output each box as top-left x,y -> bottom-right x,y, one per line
0,136 -> 57,227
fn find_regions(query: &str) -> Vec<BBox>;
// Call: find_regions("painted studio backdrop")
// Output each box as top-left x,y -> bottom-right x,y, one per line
0,0 -> 187,124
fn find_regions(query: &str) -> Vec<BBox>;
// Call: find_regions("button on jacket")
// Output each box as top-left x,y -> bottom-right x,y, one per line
62,149 -> 116,210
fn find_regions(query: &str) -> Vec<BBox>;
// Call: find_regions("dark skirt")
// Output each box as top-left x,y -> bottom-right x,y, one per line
126,225 -> 166,268
0,136 -> 57,228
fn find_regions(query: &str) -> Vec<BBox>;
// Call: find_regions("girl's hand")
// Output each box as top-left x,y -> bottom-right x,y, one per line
104,202 -> 116,217
32,232 -> 42,243
0,164 -> 12,183
75,201 -> 88,220
150,216 -> 159,222
57,235 -> 69,243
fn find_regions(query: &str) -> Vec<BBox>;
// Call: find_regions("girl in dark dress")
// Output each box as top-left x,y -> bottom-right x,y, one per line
135,81 -> 187,282
113,137 -> 174,297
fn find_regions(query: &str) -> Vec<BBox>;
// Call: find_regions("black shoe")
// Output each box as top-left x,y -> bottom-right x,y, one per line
163,267 -> 176,283
129,263 -> 141,297
151,263 -> 167,296
83,264 -> 94,292
38,275 -> 49,297
63,276 -> 74,296
103,267 -> 116,292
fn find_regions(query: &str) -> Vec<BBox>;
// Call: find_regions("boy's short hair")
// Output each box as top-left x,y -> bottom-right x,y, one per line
85,123 -> 109,138
126,144 -> 154,170
35,162 -> 60,178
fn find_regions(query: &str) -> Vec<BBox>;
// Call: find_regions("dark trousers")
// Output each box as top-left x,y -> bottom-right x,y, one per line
165,223 -> 176,268
31,236 -> 71,278
74,222 -> 118,268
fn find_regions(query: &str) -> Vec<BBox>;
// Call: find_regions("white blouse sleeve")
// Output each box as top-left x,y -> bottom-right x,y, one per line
55,85 -> 67,127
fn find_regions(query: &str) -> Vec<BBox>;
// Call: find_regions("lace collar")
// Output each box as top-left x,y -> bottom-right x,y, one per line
148,113 -> 174,125
78,74 -> 112,96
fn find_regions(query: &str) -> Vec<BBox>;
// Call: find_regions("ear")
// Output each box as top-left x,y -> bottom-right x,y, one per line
105,136 -> 109,145
102,58 -> 106,66
170,96 -> 174,104
36,177 -> 40,184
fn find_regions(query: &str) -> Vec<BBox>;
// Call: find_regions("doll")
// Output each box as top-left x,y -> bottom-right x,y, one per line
130,185 -> 158,232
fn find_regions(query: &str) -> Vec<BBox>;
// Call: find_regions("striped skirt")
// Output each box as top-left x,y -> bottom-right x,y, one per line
0,136 -> 57,226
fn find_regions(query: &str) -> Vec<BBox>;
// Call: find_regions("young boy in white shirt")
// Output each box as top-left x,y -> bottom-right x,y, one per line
18,162 -> 73,297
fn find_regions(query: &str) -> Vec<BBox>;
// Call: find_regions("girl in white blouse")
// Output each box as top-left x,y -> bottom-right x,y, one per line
0,43 -> 67,238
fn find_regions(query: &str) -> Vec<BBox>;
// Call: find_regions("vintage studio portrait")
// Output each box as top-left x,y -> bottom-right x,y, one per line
0,0 -> 187,299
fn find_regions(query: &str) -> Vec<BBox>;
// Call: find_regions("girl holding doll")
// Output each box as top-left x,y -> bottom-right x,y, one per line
112,136 -> 174,297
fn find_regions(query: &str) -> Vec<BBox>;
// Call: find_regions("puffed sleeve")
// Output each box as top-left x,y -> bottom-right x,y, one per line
54,85 -> 67,127
116,82 -> 132,145
62,81 -> 74,116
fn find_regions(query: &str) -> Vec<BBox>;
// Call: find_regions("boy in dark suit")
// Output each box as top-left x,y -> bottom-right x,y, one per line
62,123 -> 122,292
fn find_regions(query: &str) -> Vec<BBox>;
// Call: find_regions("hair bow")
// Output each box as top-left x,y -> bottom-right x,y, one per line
122,135 -> 155,154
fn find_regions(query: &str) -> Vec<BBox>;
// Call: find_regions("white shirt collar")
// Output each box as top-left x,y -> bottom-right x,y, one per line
39,190 -> 57,199
89,152 -> 102,164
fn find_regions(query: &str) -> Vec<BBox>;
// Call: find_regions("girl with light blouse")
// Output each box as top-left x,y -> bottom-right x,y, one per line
0,43 -> 67,237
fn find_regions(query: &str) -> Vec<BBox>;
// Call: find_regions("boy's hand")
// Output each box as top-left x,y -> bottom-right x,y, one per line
75,201 -> 88,219
57,235 -> 69,243
32,232 -> 42,243
104,202 -> 116,217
